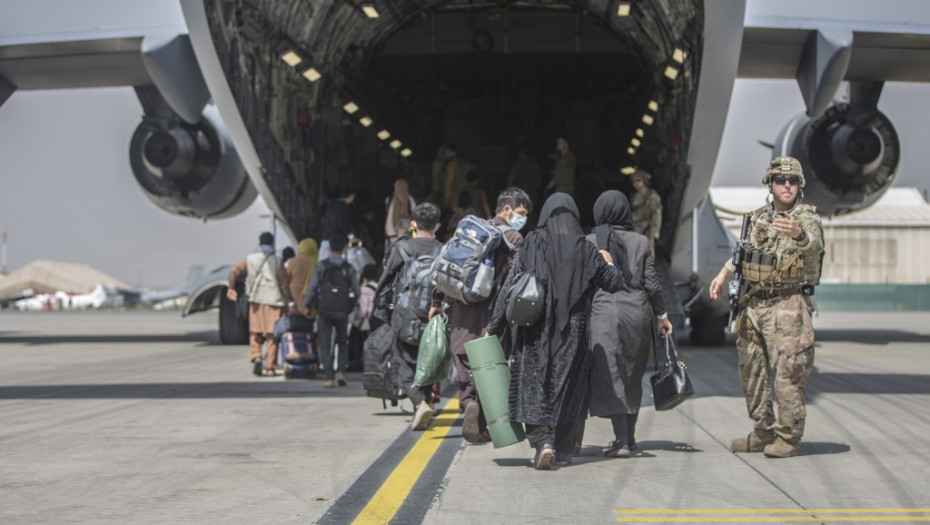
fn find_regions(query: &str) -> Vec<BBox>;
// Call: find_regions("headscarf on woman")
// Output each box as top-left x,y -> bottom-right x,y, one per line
389,179 -> 412,231
298,238 -> 319,296
592,190 -> 634,282
522,193 -> 599,352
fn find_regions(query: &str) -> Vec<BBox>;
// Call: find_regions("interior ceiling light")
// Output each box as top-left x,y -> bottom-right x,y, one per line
390,139 -> 402,149
673,48 -> 686,64
631,138 -> 641,147
302,67 -> 321,82
635,128 -> 644,138
377,130 -> 391,140
359,116 -> 373,127
616,2 -> 631,16
362,4 -> 380,18
648,100 -> 659,112
665,65 -> 680,80
343,101 -> 360,114
280,50 -> 302,67
627,147 -> 636,155
401,148 -> 412,157
621,166 -> 637,174
642,114 -> 654,125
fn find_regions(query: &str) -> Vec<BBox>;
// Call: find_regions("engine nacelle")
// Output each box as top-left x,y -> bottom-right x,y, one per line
129,104 -> 256,219
774,103 -> 899,217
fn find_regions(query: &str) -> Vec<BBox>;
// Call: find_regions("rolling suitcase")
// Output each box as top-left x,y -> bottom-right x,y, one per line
281,332 -> 318,379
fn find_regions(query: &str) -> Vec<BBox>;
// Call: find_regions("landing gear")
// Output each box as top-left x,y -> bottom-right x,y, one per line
218,288 -> 249,345
690,314 -> 727,347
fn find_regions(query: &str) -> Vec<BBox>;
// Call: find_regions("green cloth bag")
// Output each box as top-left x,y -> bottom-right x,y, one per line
413,315 -> 452,387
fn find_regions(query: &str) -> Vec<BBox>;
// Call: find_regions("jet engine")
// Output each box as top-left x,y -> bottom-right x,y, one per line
129,104 -> 256,219
774,101 -> 899,217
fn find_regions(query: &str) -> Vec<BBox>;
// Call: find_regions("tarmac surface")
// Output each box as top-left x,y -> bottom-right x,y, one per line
1,310 -> 929,524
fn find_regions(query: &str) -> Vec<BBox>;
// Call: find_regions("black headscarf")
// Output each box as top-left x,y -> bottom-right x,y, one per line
592,190 -> 634,282
522,193 -> 599,350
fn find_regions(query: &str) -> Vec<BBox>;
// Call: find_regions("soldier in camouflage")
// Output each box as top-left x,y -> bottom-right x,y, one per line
709,156 -> 825,458
630,170 -> 662,251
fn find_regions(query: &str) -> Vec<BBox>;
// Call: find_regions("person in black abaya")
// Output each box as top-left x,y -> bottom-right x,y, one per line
488,193 -> 623,470
586,190 -> 673,457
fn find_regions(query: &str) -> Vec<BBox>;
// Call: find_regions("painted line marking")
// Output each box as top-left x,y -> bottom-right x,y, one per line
350,396 -> 460,525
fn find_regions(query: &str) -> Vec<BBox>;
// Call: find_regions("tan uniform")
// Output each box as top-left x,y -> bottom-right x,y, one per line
549,151 -> 576,196
229,253 -> 288,370
727,201 -> 825,445
631,189 -> 662,240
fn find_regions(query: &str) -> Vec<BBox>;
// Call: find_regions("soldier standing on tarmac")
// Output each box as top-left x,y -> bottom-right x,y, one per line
708,156 -> 825,458
629,169 -> 662,252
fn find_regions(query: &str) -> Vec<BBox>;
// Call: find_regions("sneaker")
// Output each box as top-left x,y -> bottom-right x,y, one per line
764,437 -> 801,458
335,372 -> 348,386
252,359 -> 262,376
321,379 -> 335,388
534,444 -> 554,470
462,403 -> 481,443
731,431 -> 776,453
604,440 -> 630,458
411,401 -> 435,431
553,452 -> 572,466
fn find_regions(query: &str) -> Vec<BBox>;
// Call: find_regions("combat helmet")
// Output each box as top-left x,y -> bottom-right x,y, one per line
631,168 -> 652,183
763,156 -> 805,187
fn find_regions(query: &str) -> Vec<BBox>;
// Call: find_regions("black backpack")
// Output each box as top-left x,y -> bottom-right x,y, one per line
361,324 -> 406,407
315,260 -> 356,318
391,247 -> 438,345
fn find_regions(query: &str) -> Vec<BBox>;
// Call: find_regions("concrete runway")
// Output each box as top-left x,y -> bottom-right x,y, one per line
1,310 -> 929,524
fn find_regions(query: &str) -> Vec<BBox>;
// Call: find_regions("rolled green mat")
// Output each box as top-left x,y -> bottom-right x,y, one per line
464,335 -> 525,448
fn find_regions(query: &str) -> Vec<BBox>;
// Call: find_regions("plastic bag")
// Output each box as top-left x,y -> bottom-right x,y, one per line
413,314 -> 452,387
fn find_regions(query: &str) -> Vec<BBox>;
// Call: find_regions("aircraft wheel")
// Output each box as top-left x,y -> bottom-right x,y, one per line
690,314 -> 726,347
219,289 -> 249,345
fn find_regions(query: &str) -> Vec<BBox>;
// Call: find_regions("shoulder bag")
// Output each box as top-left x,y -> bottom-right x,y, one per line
504,272 -> 544,327
237,255 -> 270,321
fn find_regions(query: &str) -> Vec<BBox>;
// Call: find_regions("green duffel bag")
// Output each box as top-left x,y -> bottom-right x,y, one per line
413,314 -> 452,387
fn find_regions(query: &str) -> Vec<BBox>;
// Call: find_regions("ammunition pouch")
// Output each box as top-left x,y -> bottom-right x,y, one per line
742,249 -> 806,286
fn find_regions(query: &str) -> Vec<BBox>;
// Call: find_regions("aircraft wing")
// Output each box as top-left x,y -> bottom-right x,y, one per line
740,16 -> 930,82
0,25 -> 186,94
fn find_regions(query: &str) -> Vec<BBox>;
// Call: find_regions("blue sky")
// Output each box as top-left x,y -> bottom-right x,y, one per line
1,0 -> 929,287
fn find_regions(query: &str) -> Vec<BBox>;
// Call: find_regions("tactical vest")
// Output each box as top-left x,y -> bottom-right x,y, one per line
245,252 -> 286,307
740,203 -> 824,288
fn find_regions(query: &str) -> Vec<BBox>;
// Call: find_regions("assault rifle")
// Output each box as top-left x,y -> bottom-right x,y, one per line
726,214 -> 752,333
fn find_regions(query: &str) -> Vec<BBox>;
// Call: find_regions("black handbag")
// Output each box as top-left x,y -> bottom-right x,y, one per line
505,272 -> 544,327
650,332 -> 695,411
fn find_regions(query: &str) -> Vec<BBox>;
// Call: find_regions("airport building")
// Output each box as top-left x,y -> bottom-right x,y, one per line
711,187 -> 930,309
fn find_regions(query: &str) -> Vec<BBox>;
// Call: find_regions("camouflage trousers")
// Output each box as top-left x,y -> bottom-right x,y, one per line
736,292 -> 815,444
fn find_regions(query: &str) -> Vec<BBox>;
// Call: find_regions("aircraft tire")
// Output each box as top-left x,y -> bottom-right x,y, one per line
690,314 -> 726,347
218,289 -> 249,345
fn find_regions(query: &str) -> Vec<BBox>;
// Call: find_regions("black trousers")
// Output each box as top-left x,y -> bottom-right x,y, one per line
317,314 -> 348,380
525,423 -> 577,454
395,338 -> 434,406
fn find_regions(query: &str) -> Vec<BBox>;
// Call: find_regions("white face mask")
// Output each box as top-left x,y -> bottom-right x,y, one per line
507,210 -> 528,231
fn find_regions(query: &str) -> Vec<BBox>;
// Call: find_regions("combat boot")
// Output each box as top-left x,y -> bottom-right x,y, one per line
730,431 -> 775,453
763,437 -> 801,458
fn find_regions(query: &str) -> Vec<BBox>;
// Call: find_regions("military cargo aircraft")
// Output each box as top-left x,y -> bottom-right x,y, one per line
3,0 -> 929,345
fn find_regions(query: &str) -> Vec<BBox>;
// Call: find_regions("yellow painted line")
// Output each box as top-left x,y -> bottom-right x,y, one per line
351,396 -> 460,525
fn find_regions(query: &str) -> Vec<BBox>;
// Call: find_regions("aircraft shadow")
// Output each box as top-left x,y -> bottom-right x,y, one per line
800,442 -> 851,455
0,382 -> 376,399
814,329 -> 930,344
0,331 -> 223,346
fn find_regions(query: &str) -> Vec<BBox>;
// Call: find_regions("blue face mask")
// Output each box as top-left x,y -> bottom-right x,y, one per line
507,212 -> 528,231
